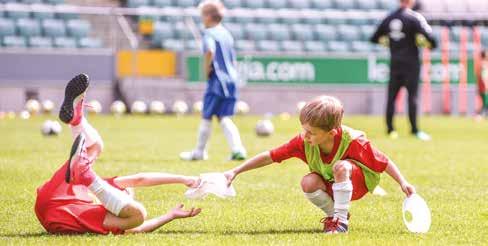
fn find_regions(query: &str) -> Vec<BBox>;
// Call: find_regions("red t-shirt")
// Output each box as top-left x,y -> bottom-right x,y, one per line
269,127 -> 389,173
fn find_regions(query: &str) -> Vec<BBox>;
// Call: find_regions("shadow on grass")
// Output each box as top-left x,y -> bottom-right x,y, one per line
157,228 -> 321,235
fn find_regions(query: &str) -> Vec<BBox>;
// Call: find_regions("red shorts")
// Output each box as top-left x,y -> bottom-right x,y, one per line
35,162 -> 125,235
320,161 -> 369,201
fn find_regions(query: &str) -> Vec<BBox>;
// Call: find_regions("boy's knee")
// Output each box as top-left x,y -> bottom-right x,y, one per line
121,201 -> 147,226
333,160 -> 352,178
301,173 -> 324,193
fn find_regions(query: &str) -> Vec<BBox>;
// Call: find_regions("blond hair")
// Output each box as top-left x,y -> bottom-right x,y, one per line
299,96 -> 344,131
199,0 -> 225,23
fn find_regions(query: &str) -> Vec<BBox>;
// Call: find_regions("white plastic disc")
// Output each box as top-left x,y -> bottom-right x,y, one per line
402,194 -> 431,233
185,173 -> 236,200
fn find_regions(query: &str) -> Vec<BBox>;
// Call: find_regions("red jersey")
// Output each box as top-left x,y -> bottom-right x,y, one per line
269,127 -> 389,173
35,161 -> 124,235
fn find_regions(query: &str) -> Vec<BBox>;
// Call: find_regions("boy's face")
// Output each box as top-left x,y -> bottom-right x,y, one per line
301,123 -> 334,146
200,6 -> 214,28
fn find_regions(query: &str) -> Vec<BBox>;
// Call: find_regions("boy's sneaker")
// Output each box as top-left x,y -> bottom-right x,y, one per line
59,74 -> 90,125
230,151 -> 246,161
65,134 -> 91,184
180,150 -> 208,161
388,131 -> 399,140
414,131 -> 431,141
321,217 -> 348,234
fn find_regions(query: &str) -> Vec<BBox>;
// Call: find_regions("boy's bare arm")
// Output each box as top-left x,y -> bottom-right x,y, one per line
224,151 -> 274,185
126,204 -> 201,233
113,173 -> 200,189
384,159 -> 416,196
204,51 -> 213,79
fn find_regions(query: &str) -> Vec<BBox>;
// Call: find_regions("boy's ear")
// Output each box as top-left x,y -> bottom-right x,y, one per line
328,128 -> 338,136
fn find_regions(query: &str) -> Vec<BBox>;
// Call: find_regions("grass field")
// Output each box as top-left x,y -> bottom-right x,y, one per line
0,114 -> 487,245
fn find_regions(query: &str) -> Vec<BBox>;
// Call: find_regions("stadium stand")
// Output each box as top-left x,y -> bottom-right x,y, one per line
0,0 -> 103,48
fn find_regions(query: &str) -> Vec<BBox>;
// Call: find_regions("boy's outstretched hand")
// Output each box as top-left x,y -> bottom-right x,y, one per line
184,176 -> 201,188
170,204 -> 202,219
223,170 -> 237,187
401,182 -> 416,197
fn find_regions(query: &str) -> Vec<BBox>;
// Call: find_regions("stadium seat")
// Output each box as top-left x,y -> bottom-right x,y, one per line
360,25 -> 376,41
66,19 -> 90,38
304,41 -> 326,52
16,18 -> 41,37
280,40 -> 303,52
242,0 -> 265,9
42,19 -> 66,37
310,0 -> 332,9
55,4 -> 79,20
327,41 -> 349,52
480,27 -> 488,46
2,35 -> 27,47
255,9 -> 278,24
324,12 -> 347,25
174,21 -> 192,39
162,38 -> 184,51
31,4 -> 55,20
224,22 -> 244,40
377,0 -> 398,10
44,0 -> 65,4
350,41 -> 372,52
185,39 -> 199,50
301,13 -> 323,25
175,0 -> 196,8
151,21 -> 175,43
267,24 -> 290,41
78,37 -> 103,48
244,23 -> 267,40
235,39 -> 255,51
256,40 -> 280,52
21,0 -> 43,4
127,0 -> 151,8
279,10 -> 301,24
356,0 -> 377,10
152,0 -> 173,8
314,24 -> 337,41
347,12 -> 370,26
337,25 -> 361,41
288,0 -> 310,9
290,24 -> 315,41
333,0 -> 355,10
232,9 -> 254,23
223,0 -> 242,9
53,36 -> 76,48
28,36 -> 52,48
0,18 -> 16,37
267,0 -> 287,9
5,4 -> 31,19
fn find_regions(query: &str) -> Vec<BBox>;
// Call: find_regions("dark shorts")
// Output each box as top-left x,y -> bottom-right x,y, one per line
202,93 -> 236,120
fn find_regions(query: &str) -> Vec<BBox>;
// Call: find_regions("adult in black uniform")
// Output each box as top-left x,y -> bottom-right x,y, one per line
370,0 -> 437,141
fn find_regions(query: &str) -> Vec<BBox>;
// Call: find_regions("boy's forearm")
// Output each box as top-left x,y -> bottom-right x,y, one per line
233,151 -> 274,175
114,173 -> 191,188
204,51 -> 213,77
125,213 -> 174,233
385,160 -> 408,185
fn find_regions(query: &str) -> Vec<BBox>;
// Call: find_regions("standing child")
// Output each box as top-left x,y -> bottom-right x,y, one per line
180,0 -> 246,161
476,50 -> 488,117
35,74 -> 201,235
223,96 -> 416,234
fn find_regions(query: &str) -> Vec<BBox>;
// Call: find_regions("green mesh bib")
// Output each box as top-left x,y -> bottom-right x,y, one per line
304,125 -> 381,192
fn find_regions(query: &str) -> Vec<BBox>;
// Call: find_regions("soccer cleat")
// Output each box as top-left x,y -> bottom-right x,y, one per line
65,134 -> 91,184
388,131 -> 399,140
230,151 -> 246,161
414,131 -> 431,141
321,217 -> 348,234
59,74 -> 90,125
179,150 -> 208,161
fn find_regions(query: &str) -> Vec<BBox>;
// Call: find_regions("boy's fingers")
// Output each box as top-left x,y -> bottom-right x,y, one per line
192,208 -> 202,216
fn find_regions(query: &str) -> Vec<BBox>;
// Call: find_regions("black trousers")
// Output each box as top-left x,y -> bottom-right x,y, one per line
386,62 -> 420,134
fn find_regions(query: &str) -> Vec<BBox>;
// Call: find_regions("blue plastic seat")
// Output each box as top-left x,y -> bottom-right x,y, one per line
356,0 -> 378,10
0,18 -> 16,37
244,23 -> 267,40
66,19 -> 90,38
42,19 -> 66,37
337,25 -> 361,41
256,40 -> 280,52
235,40 -> 255,51
267,0 -> 287,9
360,25 -> 376,41
17,18 -> 41,37
28,36 -> 53,48
267,24 -> 290,41
304,41 -> 326,52
222,0 -> 242,9
53,36 -> 77,48
288,0 -> 310,9
243,0 -> 265,8
351,41 -> 372,52
333,0 -> 355,10
280,40 -> 303,52
175,0 -> 195,8
327,41 -> 349,52
2,35 -> 27,47
151,21 -> 175,46
291,24 -> 314,41
152,0 -> 173,8
78,37 -> 103,48
314,24 -> 337,41
31,4 -> 55,20
162,38 -> 184,51
127,0 -> 150,8
224,22 -> 244,40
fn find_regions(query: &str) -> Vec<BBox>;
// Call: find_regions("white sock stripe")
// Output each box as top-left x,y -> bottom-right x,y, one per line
304,189 -> 334,216
195,119 -> 212,153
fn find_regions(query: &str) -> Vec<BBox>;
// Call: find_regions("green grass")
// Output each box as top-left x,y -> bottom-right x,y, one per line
0,114 -> 487,245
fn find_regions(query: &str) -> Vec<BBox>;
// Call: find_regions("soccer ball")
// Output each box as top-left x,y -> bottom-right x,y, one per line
131,100 -> 147,114
87,100 -> 102,114
172,100 -> 189,115
296,101 -> 306,112
25,99 -> 41,114
110,100 -> 127,115
149,101 -> 166,114
255,119 -> 274,137
41,120 -> 62,136
42,100 -> 55,114
19,110 -> 30,120
236,100 -> 250,115
192,101 -> 203,114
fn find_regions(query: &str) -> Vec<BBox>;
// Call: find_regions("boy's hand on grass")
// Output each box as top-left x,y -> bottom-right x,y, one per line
223,170 -> 237,186
401,182 -> 416,197
170,204 -> 202,219
184,176 -> 201,188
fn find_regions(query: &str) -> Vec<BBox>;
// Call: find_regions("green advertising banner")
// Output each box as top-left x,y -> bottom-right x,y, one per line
186,54 -> 475,84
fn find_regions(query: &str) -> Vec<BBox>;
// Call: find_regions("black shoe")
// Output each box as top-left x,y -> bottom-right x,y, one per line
65,134 -> 86,183
59,74 -> 89,124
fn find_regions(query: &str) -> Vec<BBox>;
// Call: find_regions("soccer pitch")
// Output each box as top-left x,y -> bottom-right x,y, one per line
0,115 -> 487,245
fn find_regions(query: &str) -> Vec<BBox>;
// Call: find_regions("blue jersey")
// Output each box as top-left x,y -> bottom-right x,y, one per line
202,24 -> 239,98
